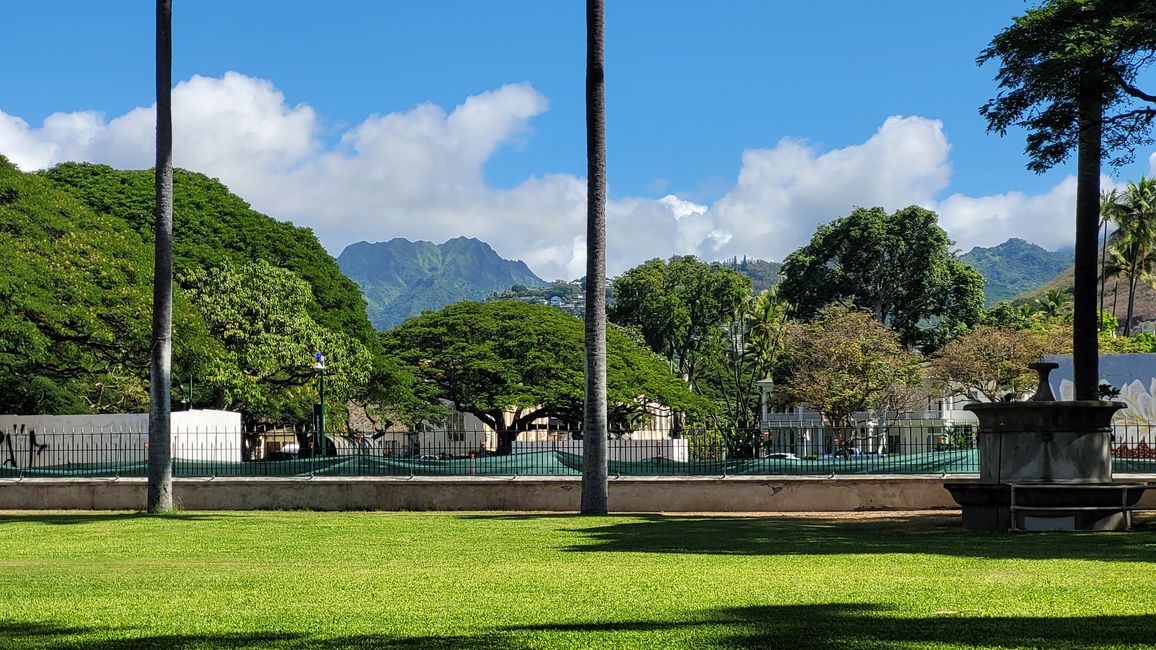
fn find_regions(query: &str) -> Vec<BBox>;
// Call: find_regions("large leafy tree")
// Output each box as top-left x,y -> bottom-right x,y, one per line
777,206 -> 985,351
979,0 -> 1156,399
352,354 -> 444,433
42,163 -> 376,347
0,155 -> 211,415
382,301 -> 702,454
609,256 -> 752,388
183,260 -> 373,438
928,325 -> 1070,403
782,305 -> 922,429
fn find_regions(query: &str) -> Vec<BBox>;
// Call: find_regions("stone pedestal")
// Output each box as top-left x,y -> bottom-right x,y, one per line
945,399 -> 1148,531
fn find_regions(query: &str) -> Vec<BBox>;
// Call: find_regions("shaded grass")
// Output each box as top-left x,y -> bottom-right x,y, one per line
0,511 -> 1154,648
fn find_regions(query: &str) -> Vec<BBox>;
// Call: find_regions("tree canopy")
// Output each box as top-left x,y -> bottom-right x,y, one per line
608,256 -> 751,387
928,325 -> 1069,403
0,155 -> 212,414
0,156 -> 404,428
979,0 -> 1156,172
41,163 -> 376,346
381,301 -> 704,452
182,260 -> 374,427
781,305 -> 922,428
777,206 -> 985,350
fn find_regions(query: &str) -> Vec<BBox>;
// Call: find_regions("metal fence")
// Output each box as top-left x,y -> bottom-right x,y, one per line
2,425 -> 1154,478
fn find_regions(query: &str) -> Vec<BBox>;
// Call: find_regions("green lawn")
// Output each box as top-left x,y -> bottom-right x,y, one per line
1,511 -> 1154,649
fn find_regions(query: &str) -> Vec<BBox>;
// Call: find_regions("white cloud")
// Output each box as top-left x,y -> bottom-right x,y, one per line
708,115 -> 953,261
1,72 -> 1142,281
935,178 -> 1078,253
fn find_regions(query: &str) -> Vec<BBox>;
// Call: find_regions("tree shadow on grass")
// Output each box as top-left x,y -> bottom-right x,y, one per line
5,605 -> 1156,649
462,511 -> 1156,562
0,512 -> 224,526
508,603 -> 1156,649
0,620 -> 523,650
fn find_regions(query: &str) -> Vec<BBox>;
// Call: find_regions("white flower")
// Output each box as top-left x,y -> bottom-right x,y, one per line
1113,379 -> 1156,426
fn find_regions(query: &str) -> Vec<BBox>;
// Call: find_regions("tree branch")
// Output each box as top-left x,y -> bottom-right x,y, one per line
1101,107 -> 1156,126
1111,69 -> 1156,104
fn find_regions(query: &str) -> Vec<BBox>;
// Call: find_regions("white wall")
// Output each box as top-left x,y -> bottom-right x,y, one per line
0,410 -> 242,469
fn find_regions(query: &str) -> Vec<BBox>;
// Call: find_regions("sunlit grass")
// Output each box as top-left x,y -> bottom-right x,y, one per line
0,511 -> 1153,648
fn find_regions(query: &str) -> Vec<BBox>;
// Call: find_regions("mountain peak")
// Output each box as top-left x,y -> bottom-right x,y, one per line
337,237 -> 547,329
959,237 -> 1073,306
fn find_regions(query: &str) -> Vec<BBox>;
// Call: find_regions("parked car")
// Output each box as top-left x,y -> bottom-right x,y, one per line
820,448 -> 862,460
263,451 -> 298,462
765,452 -> 799,460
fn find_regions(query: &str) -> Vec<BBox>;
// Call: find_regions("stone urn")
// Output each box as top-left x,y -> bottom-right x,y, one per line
945,363 -> 1147,531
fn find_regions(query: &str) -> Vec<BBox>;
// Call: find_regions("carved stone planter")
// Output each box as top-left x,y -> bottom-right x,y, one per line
968,400 -> 1120,485
944,363 -> 1147,531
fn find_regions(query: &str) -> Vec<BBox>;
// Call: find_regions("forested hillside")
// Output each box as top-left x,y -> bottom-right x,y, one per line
338,237 -> 546,330
959,238 -> 1072,305
725,257 -> 781,293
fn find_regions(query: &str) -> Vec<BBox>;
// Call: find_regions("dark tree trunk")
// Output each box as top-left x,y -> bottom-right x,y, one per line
1126,272 -> 1139,335
148,0 -> 174,512
496,429 -> 519,455
1112,276 -> 1120,319
1100,217 -> 1109,314
1099,219 -> 1107,316
1072,75 -> 1102,401
581,0 -> 609,515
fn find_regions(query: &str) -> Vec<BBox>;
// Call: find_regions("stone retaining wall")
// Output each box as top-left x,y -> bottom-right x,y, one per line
3,476 -> 1152,512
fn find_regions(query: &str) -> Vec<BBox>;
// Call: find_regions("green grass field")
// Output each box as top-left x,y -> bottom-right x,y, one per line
1,511 -> 1154,649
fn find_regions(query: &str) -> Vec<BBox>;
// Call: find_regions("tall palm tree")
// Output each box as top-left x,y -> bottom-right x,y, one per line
148,0 -> 174,513
1103,177 -> 1156,335
1099,188 -> 1121,316
1104,244 -> 1128,324
580,0 -> 608,515
745,289 -> 790,380
1034,289 -> 1072,321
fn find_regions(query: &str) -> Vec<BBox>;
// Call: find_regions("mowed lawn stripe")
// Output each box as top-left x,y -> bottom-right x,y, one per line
0,511 -> 1153,649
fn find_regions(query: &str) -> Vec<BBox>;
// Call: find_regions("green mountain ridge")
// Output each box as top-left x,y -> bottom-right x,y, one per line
338,237 -> 547,330
959,237 -> 1073,305
723,257 -> 782,293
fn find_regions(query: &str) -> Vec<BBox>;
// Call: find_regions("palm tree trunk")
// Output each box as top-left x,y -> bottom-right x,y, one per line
1126,272 -> 1139,336
580,0 -> 609,515
1071,73 -> 1102,401
1099,218 -> 1107,315
147,0 -> 174,512
1112,275 -> 1120,321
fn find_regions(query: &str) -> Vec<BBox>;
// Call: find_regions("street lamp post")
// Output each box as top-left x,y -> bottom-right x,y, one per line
313,352 -> 326,457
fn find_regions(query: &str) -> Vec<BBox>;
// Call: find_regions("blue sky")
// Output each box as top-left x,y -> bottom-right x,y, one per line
3,1 -> 1155,280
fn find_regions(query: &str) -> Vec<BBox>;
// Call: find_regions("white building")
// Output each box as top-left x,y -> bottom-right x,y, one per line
756,379 -> 978,456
